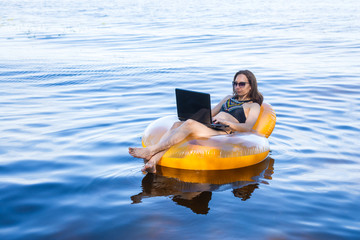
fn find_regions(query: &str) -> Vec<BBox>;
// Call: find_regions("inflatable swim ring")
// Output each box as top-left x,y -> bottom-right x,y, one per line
142,103 -> 276,170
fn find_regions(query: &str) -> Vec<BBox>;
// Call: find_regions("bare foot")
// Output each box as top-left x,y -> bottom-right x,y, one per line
128,147 -> 153,160
141,161 -> 157,173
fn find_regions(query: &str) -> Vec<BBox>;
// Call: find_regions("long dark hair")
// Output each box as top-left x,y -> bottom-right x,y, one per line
233,70 -> 263,105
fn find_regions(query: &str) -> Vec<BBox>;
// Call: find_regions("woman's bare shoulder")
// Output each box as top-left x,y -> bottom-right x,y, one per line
246,102 -> 260,109
250,102 -> 260,107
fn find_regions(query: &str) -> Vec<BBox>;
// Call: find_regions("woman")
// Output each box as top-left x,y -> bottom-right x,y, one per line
129,70 -> 263,173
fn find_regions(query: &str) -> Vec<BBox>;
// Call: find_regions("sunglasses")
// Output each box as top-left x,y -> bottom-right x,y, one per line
232,81 -> 248,87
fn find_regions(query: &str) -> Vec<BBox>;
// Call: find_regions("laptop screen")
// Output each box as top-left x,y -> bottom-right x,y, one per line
175,88 -> 212,124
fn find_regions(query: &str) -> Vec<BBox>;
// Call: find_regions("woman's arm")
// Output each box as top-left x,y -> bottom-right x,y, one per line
211,95 -> 232,117
217,103 -> 261,132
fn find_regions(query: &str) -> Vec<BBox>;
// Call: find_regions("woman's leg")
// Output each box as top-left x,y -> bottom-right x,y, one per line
141,150 -> 166,173
140,122 -> 182,173
129,121 -> 182,161
129,119 -> 225,160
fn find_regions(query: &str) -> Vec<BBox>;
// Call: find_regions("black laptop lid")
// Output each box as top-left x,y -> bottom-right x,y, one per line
175,88 -> 212,124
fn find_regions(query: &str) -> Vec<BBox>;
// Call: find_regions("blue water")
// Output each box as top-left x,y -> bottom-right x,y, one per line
1,0 -> 360,239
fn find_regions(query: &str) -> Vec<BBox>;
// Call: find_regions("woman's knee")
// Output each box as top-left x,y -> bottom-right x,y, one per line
182,119 -> 200,131
171,121 -> 182,130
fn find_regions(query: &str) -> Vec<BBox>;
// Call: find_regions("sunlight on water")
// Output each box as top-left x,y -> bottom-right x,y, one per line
1,0 -> 360,239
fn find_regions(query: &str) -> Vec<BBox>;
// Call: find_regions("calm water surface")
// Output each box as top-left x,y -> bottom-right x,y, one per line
1,0 -> 360,239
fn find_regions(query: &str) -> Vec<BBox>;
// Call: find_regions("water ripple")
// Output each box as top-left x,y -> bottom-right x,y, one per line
1,0 -> 360,239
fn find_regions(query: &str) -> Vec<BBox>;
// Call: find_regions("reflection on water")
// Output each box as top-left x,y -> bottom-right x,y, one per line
131,157 -> 274,214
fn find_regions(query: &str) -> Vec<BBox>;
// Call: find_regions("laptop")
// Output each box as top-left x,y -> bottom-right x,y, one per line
175,88 -> 229,130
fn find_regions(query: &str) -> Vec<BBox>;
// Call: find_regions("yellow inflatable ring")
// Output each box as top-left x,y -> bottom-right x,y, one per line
142,103 -> 276,170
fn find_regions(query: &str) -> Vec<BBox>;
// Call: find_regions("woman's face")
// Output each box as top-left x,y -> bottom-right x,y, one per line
233,74 -> 251,97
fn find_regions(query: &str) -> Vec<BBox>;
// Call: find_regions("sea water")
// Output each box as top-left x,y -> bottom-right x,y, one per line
1,0 -> 360,239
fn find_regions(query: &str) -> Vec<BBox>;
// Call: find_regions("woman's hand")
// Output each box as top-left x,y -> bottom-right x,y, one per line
212,116 -> 230,126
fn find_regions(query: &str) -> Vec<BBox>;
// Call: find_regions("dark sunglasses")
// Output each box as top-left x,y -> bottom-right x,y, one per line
232,81 -> 248,87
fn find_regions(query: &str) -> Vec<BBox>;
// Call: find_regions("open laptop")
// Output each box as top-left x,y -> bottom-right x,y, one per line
175,88 -> 229,130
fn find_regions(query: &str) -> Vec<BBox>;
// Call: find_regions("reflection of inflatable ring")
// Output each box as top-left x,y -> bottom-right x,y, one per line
142,103 -> 276,170
157,157 -> 274,184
